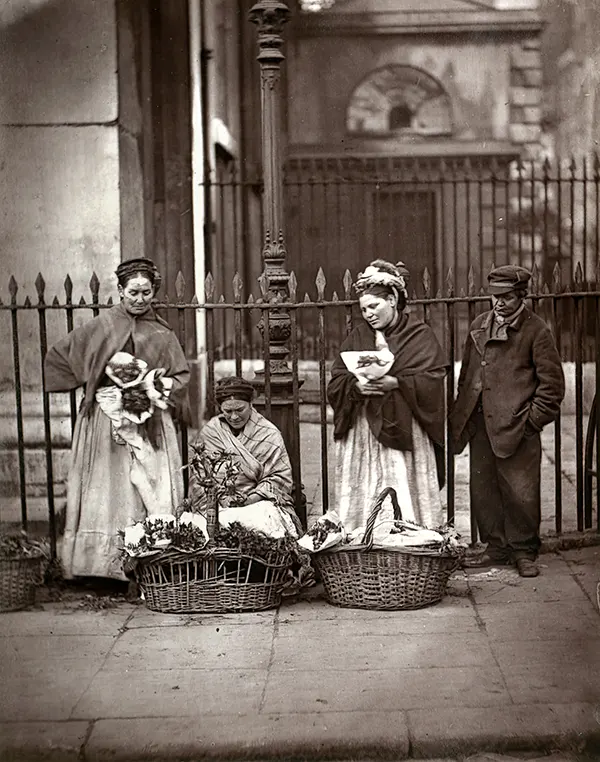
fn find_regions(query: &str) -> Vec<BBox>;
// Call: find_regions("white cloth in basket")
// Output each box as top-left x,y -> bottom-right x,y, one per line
219,501 -> 299,539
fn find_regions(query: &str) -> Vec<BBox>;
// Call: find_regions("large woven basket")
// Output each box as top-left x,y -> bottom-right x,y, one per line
0,555 -> 44,612
134,546 -> 291,614
314,488 -> 461,611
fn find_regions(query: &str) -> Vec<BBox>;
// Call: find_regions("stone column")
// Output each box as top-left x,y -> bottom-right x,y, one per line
249,0 -> 306,525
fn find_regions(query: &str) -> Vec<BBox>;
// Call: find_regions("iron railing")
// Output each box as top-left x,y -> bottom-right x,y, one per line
0,268 -> 598,557
210,155 -> 600,300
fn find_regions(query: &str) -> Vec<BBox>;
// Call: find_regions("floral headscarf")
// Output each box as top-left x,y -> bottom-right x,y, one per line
353,259 -> 409,301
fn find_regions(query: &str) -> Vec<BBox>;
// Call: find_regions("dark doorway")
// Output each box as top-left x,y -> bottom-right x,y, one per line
371,189 -> 437,290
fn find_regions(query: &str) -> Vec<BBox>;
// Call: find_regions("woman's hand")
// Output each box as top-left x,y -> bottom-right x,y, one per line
355,375 -> 398,396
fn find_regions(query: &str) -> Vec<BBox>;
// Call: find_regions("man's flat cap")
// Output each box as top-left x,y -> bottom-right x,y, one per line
487,265 -> 532,295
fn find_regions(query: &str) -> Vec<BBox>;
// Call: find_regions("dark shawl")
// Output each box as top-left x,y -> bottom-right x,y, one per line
327,311 -> 448,483
44,301 -> 191,421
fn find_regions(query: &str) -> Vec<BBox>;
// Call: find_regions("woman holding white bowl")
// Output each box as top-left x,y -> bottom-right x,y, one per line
327,259 -> 448,532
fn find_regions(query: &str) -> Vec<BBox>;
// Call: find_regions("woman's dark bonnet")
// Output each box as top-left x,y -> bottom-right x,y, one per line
214,376 -> 255,405
116,258 -> 162,292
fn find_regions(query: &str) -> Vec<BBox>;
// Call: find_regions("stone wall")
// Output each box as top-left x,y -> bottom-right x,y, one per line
0,0 -> 120,510
0,0 -> 120,391
509,38 -> 543,156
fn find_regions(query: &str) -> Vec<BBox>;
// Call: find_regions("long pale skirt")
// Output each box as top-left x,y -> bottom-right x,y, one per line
331,408 -> 444,532
60,405 -> 183,580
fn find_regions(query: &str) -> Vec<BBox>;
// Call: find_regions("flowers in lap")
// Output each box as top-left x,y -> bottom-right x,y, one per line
102,351 -> 174,425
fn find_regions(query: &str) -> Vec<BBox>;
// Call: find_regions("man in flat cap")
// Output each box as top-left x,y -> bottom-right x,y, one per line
450,265 -> 565,577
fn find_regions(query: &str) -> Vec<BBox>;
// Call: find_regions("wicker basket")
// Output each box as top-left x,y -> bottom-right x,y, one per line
314,487 -> 461,611
134,546 -> 291,614
0,554 -> 44,612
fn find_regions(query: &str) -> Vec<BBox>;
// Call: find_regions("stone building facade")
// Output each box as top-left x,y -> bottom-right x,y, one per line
541,0 -> 600,157
284,0 -> 544,298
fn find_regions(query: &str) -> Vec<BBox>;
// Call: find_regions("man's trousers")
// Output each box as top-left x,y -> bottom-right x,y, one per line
469,410 -> 542,560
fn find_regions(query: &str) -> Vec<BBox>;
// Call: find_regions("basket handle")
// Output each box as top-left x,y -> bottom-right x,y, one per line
362,487 -> 402,550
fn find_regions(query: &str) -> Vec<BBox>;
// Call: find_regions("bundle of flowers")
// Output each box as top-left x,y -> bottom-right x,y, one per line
0,532 -> 49,560
213,521 -> 303,565
298,511 -> 345,552
123,513 -> 208,557
184,442 -> 245,509
104,351 -> 173,424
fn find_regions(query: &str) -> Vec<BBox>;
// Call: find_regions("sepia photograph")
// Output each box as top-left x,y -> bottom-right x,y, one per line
0,0 -> 598,760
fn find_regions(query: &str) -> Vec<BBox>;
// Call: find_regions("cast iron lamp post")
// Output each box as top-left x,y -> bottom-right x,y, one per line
249,0 -> 305,524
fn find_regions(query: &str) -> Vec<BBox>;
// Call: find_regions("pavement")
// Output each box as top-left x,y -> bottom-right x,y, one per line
1,545 -> 599,761
1,410 -> 599,761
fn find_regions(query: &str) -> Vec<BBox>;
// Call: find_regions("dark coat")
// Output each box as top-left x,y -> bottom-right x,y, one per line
449,307 -> 564,458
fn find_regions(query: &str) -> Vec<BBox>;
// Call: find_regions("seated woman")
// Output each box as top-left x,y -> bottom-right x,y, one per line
192,376 -> 302,537
327,259 -> 448,532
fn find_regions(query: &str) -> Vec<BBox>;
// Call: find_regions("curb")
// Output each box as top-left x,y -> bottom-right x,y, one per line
1,704 -> 599,761
541,531 -> 600,553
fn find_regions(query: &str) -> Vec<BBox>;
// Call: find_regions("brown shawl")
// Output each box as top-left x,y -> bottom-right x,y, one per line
44,301 -> 190,421
327,311 -> 448,481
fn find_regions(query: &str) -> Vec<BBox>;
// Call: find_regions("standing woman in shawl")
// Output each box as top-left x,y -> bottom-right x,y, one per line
191,376 -> 302,537
44,258 -> 190,581
327,259 -> 448,531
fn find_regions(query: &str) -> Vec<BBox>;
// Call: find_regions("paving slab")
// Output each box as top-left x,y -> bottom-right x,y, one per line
408,702 -> 600,758
467,571 -> 589,605
562,546 -> 600,565
272,632 -> 493,671
490,638 -> 600,668
570,573 -> 600,610
85,711 -> 410,761
261,665 -> 510,714
473,601 -> 600,641
0,720 -> 89,762
0,606 -> 133,637
126,607 -> 277,629
280,594 -> 477,626
71,667 -> 268,719
103,623 -> 273,672
0,660 -> 101,721
464,754 -> 581,762
501,660 -> 600,705
1,633 -> 118,663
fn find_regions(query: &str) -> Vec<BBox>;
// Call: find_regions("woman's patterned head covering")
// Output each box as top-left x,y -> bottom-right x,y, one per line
354,259 -> 409,300
116,258 -> 162,293
215,376 -> 255,405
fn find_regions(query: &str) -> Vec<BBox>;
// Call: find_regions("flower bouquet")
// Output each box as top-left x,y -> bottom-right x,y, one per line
123,513 -> 208,557
102,351 -> 173,425
0,532 -> 49,612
